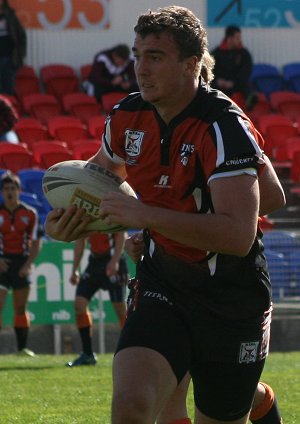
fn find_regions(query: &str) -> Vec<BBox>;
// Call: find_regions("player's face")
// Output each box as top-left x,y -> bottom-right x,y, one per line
133,32 -> 197,116
1,183 -> 20,204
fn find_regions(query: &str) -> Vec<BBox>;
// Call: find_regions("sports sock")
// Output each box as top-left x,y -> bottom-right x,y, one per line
167,419 -> 192,424
76,312 -> 93,355
14,313 -> 30,350
250,383 -> 283,423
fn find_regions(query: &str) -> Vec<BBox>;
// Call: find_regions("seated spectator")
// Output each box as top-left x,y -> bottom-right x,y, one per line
0,94 -> 19,143
84,44 -> 138,102
211,25 -> 257,110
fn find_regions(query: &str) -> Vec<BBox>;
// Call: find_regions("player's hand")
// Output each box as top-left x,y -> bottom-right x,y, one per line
70,270 -> 80,285
19,263 -> 32,278
99,192 -> 148,230
125,232 -> 144,263
45,206 -> 93,242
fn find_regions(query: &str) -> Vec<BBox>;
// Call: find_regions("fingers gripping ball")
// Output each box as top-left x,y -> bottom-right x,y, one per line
42,160 -> 136,232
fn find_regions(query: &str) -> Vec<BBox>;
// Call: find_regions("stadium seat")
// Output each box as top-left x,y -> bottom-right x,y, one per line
250,63 -> 284,99
269,91 -> 300,122
14,117 -> 48,149
247,93 -> 271,125
282,62 -> 300,93
15,65 -> 40,103
264,249 -> 291,301
31,140 -> 72,168
274,137 -> 300,162
40,64 -> 79,99
47,115 -> 88,145
18,168 -> 51,213
0,142 -> 33,173
62,92 -> 103,124
87,115 -> 106,138
0,94 -> 22,116
290,150 -> 300,183
263,230 -> 300,257
101,91 -> 126,114
72,140 -> 101,160
79,63 -> 92,82
286,250 -> 300,297
22,93 -> 62,124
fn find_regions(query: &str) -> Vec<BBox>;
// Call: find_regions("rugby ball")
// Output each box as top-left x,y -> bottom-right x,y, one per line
42,160 -> 137,233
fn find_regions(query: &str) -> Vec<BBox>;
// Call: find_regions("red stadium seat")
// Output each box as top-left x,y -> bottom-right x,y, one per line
80,63 -> 92,82
290,151 -> 300,183
270,91 -> 300,122
40,64 -> 79,99
15,65 -> 40,103
0,142 -> 33,172
62,92 -> 103,124
14,117 -> 48,149
72,140 -> 101,160
22,93 -> 62,124
87,115 -> 106,138
47,115 -> 88,145
31,140 -> 73,168
101,91 -> 126,114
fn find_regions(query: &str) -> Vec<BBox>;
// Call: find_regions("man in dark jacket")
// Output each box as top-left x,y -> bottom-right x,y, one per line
0,0 -> 26,95
211,25 -> 257,109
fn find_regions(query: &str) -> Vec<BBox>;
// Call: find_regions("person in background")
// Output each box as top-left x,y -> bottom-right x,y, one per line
0,172 -> 41,356
211,25 -> 258,110
0,0 -> 26,95
45,6 -> 285,423
0,94 -> 19,143
66,231 -> 128,367
84,43 -> 138,102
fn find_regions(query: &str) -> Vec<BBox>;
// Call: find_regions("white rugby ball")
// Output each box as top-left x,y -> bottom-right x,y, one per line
42,160 -> 137,233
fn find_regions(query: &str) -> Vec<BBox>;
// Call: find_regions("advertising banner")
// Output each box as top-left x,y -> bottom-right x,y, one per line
2,241 -> 136,326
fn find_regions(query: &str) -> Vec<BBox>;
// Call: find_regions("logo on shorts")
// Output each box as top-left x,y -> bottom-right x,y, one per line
239,341 -> 259,364
125,129 -> 145,157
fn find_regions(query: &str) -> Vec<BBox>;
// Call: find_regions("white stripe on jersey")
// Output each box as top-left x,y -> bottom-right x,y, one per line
212,122 -> 225,167
102,117 -> 125,165
208,167 -> 257,184
237,116 -> 264,162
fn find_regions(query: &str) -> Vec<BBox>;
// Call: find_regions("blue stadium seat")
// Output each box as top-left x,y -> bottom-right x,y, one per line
286,250 -> 300,297
250,63 -> 284,99
18,168 -> 51,214
283,62 -> 300,93
263,230 -> 300,257
265,250 -> 291,301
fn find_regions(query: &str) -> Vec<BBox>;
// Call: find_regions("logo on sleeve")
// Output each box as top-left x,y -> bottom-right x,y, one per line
125,129 -> 145,157
239,341 -> 259,364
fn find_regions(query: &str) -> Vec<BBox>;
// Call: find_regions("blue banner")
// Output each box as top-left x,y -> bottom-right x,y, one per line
207,0 -> 300,28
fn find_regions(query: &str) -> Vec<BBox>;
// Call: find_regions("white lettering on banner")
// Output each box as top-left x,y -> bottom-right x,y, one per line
31,263 -> 61,301
52,309 -> 71,321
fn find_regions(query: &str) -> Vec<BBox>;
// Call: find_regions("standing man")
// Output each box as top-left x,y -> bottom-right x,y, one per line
0,0 -> 27,94
45,6 -> 285,424
66,231 -> 128,367
0,172 -> 41,355
211,25 -> 257,109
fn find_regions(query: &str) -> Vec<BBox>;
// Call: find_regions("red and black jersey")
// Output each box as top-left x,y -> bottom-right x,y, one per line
0,202 -> 39,255
102,85 -> 265,263
88,232 -> 117,256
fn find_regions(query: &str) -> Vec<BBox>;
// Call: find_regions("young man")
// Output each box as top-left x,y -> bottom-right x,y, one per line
211,25 -> 257,109
85,43 -> 138,101
45,6 -> 285,424
66,231 -> 128,367
0,172 -> 41,355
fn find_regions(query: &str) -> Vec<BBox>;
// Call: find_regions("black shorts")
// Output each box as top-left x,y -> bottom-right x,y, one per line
0,254 -> 31,291
116,277 -> 270,421
76,253 -> 128,303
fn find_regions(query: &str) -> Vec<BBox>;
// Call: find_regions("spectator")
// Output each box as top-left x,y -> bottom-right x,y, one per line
0,94 -> 19,143
0,0 -> 27,95
66,231 -> 128,367
0,172 -> 42,356
84,43 -> 138,102
211,25 -> 257,110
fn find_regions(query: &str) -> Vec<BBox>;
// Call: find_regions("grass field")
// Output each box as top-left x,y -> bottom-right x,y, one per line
1,352 -> 299,423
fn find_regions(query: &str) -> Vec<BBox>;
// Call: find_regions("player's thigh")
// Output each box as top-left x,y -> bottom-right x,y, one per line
113,346 -> 178,419
192,359 -> 265,422
195,408 -> 250,424
0,287 -> 8,312
74,295 -> 89,314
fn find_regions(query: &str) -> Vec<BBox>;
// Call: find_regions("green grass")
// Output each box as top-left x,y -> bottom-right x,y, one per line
0,352 -> 299,423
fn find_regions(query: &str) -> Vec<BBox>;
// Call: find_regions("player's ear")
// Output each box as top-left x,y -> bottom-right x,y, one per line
183,55 -> 198,76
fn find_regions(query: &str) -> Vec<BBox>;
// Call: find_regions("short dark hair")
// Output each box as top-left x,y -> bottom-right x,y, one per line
225,25 -> 241,38
0,172 -> 21,190
134,5 -> 214,83
113,44 -> 130,60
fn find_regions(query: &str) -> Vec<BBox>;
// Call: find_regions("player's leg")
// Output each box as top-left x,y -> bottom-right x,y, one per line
157,372 -> 192,424
112,301 -> 127,327
249,382 -> 283,423
112,346 -> 178,424
12,286 -> 31,353
66,294 -> 96,366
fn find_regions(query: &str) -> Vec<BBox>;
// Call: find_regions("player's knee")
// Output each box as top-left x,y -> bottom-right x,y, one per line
112,388 -> 155,422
